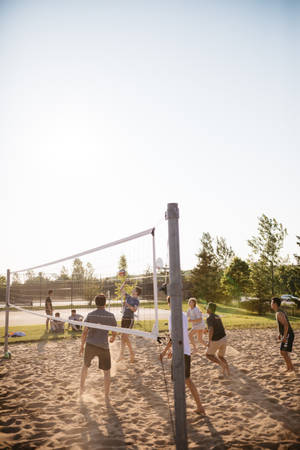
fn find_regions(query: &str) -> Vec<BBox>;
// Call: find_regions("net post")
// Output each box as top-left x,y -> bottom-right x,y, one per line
151,228 -> 159,336
4,269 -> 11,356
166,203 -> 187,450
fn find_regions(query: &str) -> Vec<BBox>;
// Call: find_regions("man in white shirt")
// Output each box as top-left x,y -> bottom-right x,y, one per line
160,296 -> 205,415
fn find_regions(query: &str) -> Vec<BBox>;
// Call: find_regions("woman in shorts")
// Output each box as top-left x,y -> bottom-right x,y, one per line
187,298 -> 207,353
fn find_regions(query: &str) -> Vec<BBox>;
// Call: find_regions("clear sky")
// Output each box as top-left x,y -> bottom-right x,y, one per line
0,0 -> 299,275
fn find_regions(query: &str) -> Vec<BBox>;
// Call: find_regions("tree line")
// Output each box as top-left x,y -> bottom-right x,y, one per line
187,214 -> 300,311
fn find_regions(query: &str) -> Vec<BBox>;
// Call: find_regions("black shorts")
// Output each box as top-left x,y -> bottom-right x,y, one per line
171,354 -> 191,380
121,317 -> 134,329
84,343 -> 111,370
280,333 -> 294,353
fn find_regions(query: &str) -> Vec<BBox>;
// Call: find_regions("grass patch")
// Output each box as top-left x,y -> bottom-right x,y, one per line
0,320 -> 170,345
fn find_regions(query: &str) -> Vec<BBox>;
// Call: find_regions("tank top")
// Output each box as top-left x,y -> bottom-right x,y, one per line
277,309 -> 294,337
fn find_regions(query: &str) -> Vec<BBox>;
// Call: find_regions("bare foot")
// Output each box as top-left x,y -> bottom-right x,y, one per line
195,408 -> 206,416
130,358 -> 135,363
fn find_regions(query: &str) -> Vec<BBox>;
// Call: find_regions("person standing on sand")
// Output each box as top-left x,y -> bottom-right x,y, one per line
117,284 -> 141,363
187,298 -> 207,353
271,297 -> 295,373
79,294 -> 117,401
45,290 -> 53,331
205,302 -> 230,376
160,296 -> 205,415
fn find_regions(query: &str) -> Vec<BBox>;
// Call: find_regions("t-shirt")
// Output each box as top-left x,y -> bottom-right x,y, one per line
85,309 -> 117,349
206,313 -> 226,341
187,306 -> 205,329
168,312 -> 191,356
123,294 -> 139,319
45,297 -> 52,313
69,313 -> 84,330
51,318 -> 64,333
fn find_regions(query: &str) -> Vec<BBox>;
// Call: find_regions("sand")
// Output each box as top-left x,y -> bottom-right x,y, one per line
0,329 -> 299,449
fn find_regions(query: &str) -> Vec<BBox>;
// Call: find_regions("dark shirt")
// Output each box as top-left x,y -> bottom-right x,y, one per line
122,294 -> 139,319
277,309 -> 294,337
85,309 -> 117,349
45,297 -> 52,313
206,313 -> 226,341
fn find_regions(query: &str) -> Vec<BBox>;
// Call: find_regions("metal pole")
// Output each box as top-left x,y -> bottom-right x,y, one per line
4,269 -> 11,355
152,228 -> 159,336
166,203 -> 188,450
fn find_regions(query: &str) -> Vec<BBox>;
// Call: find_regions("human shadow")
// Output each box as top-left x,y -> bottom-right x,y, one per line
80,399 -> 129,449
221,365 -> 300,435
37,331 -> 49,353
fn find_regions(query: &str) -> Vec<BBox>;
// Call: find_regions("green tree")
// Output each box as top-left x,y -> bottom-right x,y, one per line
216,237 -> 235,270
0,275 -> 6,287
72,258 -> 85,281
249,260 -> 271,301
57,266 -> 70,280
118,254 -> 128,274
277,264 -> 300,297
221,257 -> 251,299
248,214 -> 287,296
294,235 -> 300,265
190,232 -> 219,301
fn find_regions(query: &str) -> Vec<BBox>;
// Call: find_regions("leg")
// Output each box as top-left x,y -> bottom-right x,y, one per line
124,334 -> 135,362
80,365 -> 88,395
103,370 -> 111,403
46,318 -> 50,331
197,330 -> 207,347
206,352 -> 225,371
189,329 -> 198,352
117,334 -> 126,361
280,350 -> 294,371
218,356 -> 230,376
185,377 -> 205,415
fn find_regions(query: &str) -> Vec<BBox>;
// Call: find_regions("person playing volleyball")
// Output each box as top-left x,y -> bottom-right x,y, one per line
117,284 -> 141,363
160,296 -> 205,415
205,302 -> 230,376
271,297 -> 295,373
79,294 -> 117,401
187,298 -> 207,353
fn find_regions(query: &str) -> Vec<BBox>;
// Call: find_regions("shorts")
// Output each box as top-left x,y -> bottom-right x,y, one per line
280,333 -> 294,353
121,317 -> 134,329
171,354 -> 191,380
207,336 -> 227,357
192,322 -> 206,330
84,343 -> 111,370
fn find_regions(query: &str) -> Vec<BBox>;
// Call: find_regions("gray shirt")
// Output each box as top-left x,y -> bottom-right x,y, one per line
85,308 -> 117,349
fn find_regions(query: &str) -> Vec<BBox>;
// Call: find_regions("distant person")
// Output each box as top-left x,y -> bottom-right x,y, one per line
45,290 -> 53,331
271,297 -> 295,373
79,294 -> 117,401
117,284 -> 141,363
50,312 -> 65,333
68,309 -> 84,331
205,302 -> 230,376
187,298 -> 207,352
160,296 -> 205,415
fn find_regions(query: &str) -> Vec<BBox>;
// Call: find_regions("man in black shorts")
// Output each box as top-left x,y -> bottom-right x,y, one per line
160,296 -> 205,415
79,294 -> 117,401
45,290 -> 53,331
117,285 -> 141,363
271,297 -> 295,373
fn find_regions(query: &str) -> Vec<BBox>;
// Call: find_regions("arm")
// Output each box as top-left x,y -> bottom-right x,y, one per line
109,331 -> 117,343
208,326 -> 213,344
79,327 -> 88,356
160,339 -> 172,360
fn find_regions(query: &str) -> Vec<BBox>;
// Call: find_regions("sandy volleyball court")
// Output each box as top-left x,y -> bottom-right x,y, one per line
0,329 -> 300,449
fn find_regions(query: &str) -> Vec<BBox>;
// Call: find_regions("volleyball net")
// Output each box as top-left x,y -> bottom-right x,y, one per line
6,227 -> 167,340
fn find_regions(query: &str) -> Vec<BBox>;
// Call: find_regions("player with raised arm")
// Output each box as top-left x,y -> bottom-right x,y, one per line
271,297 -> 295,373
79,294 -> 117,403
117,281 -> 141,363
